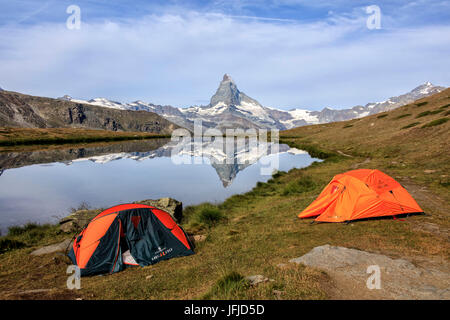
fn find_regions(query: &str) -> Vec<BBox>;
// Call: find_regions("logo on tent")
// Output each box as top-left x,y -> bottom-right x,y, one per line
152,247 -> 173,261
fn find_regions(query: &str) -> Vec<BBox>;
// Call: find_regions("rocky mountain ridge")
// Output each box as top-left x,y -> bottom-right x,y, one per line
0,90 -> 179,134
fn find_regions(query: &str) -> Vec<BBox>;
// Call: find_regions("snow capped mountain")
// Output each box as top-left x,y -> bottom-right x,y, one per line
279,81 -> 445,127
361,81 -> 444,115
177,74 -> 282,130
59,76 -> 445,131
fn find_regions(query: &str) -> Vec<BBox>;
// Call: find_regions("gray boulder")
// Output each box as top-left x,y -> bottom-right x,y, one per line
30,239 -> 73,256
245,275 -> 274,286
290,244 -> 450,299
134,197 -> 182,222
59,209 -> 102,233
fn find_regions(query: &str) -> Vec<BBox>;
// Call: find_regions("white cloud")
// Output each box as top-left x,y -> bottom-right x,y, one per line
0,9 -> 448,110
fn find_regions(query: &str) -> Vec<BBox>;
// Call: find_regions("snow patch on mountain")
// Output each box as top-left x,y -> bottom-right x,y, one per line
281,109 -> 320,128
86,98 -> 128,110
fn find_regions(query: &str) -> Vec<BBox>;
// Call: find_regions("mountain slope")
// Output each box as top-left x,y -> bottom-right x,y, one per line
311,82 -> 445,124
281,88 -> 450,195
63,76 -> 445,131
0,90 -> 179,134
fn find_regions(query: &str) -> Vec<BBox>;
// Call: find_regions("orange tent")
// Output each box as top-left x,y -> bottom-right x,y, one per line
298,169 -> 423,222
68,204 -> 194,276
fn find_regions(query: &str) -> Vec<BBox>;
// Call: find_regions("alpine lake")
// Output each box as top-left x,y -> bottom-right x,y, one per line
0,137 -> 319,233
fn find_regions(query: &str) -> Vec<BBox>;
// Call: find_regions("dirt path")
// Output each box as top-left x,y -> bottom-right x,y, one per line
400,178 -> 449,216
397,178 -> 450,242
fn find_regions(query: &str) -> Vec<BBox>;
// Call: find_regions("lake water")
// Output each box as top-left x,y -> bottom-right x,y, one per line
0,138 -> 319,233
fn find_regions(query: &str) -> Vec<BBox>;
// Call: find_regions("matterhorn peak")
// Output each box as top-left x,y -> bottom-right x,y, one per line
222,74 -> 233,82
210,74 -> 241,106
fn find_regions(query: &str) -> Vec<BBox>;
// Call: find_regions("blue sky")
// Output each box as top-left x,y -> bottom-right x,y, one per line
0,0 -> 449,110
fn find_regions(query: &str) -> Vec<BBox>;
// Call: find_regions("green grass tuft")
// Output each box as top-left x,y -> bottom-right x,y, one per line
439,181 -> 450,188
416,109 -> 444,118
6,223 -> 59,245
415,101 -> 428,107
421,117 -> 449,128
202,271 -> 249,299
401,122 -> 420,129
7,223 -> 44,236
272,170 -> 286,179
282,175 -> 317,196
394,113 -> 412,120
0,238 -> 26,254
184,203 -> 225,230
197,207 -> 225,227
377,114 -> 388,119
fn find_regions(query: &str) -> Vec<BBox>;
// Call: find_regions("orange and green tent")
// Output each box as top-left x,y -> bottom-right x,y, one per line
68,203 -> 194,276
298,169 -> 423,222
